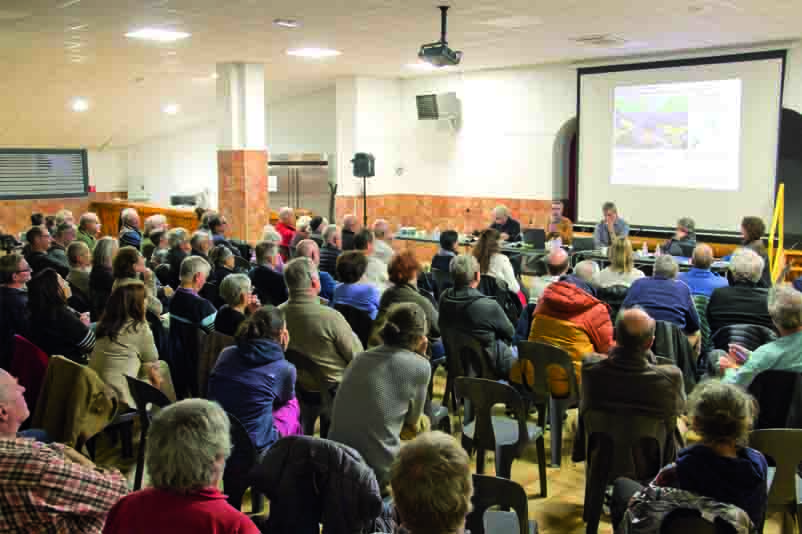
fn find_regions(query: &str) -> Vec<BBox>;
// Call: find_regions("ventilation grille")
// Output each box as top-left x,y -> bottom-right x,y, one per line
0,149 -> 88,199
416,94 -> 439,120
574,34 -> 629,47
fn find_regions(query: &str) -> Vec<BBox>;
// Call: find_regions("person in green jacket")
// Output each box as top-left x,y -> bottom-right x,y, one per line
75,212 -> 99,251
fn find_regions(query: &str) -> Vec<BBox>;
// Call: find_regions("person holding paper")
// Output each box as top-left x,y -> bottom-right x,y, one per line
545,200 -> 573,245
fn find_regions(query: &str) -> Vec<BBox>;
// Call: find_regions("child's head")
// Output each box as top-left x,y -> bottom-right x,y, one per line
689,381 -> 755,446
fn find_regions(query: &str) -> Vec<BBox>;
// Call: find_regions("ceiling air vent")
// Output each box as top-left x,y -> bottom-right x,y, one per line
574,34 -> 629,47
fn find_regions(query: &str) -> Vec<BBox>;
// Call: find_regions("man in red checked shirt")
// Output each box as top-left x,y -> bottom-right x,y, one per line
0,369 -> 128,533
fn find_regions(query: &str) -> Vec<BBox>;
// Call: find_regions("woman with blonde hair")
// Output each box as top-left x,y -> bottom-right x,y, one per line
592,237 -> 645,289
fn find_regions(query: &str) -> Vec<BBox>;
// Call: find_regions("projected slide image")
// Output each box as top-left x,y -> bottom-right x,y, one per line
614,94 -> 688,150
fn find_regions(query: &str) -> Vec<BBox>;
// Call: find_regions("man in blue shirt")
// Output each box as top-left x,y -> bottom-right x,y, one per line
593,201 -> 630,248
622,255 -> 700,335
720,285 -> 802,386
678,244 -> 728,298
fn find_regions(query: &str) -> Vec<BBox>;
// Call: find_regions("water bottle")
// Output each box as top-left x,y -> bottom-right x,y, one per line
432,226 -> 440,241
641,242 -> 648,256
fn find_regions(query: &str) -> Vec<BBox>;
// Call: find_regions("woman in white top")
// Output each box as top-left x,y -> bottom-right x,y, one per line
592,237 -> 645,288
473,228 -> 521,294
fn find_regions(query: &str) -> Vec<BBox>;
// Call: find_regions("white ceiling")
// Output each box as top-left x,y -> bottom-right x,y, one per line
0,0 -> 800,148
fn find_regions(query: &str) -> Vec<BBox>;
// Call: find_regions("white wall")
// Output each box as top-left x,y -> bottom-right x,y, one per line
87,149 -> 127,191
783,45 -> 802,113
268,87 -> 337,155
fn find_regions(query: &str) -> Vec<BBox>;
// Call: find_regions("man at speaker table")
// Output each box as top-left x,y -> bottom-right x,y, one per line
545,200 -> 573,245
660,217 -> 697,256
489,205 -> 521,242
593,201 -> 630,249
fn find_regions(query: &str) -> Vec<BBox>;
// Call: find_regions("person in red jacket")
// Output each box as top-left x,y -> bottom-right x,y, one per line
274,207 -> 296,261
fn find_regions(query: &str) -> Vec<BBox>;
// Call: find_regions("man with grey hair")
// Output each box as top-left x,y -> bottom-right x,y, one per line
295,239 -> 336,301
623,254 -> 701,335
320,225 -> 342,278
250,241 -> 288,306
529,247 -> 571,304
0,368 -> 129,532
168,255 -> 217,399
141,214 -> 168,258
47,222 -> 76,269
190,230 -> 212,264
719,285 -> 802,386
371,219 -> 394,265
707,247 -> 774,335
341,214 -> 360,251
678,244 -> 728,298
103,399 -> 260,533
215,273 -> 260,336
76,212 -> 99,251
275,206 -> 296,260
118,207 -> 142,249
490,205 -> 521,242
438,254 -> 517,380
593,201 -> 629,248
54,208 -> 74,226
280,257 -> 363,433
165,227 -> 192,288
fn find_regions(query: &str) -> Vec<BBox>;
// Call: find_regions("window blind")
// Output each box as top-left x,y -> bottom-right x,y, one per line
0,149 -> 88,199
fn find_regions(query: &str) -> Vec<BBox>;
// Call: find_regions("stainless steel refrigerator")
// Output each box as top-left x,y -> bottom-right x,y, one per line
268,153 -> 335,220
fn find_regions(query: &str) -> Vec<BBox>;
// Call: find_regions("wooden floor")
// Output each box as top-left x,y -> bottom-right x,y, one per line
94,368 -> 783,534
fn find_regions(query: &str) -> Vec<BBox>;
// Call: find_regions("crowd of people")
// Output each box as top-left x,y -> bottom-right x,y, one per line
0,200 -> 797,534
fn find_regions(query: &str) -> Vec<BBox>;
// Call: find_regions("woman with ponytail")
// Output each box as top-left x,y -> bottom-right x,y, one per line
611,381 -> 768,531
328,302 -> 432,490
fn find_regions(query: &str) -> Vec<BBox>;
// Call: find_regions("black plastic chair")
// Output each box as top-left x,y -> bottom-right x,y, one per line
285,348 -> 337,438
233,255 -> 252,274
426,355 -> 451,434
710,324 -> 777,352
418,287 -> 438,310
582,409 -> 671,534
125,375 -> 172,490
467,474 -> 537,534
224,412 -> 264,513
596,284 -> 629,324
333,303 -> 373,348
431,268 -> 454,300
516,341 -> 580,468
154,263 -> 172,287
454,377 -> 547,497
441,332 -> 493,414
692,294 -> 712,357
82,397 -> 136,462
748,371 -> 802,430
750,429 -> 802,534
660,508 -> 735,534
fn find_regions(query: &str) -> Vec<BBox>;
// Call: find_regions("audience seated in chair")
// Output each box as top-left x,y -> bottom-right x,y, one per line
372,219 -> 395,265
147,230 -> 169,267
592,238 -> 645,289
520,273 -> 613,396
90,237 -> 118,319
308,215 -> 326,247
205,212 -> 241,257
76,211 -> 100,252
118,207 -> 142,250
165,227 -> 192,289
294,239 -> 337,302
249,240 -> 288,306
740,216 -> 772,288
289,215 -> 312,255
47,222 -> 75,271
167,256 -> 217,399
354,229 -> 390,291
208,306 -> 302,455
341,213 -> 360,251
370,250 -> 442,355
280,257 -> 363,391
275,207 -> 297,260
0,369 -> 128,534
660,216 -> 697,257
25,225 -> 68,278
431,229 -> 459,273
102,399 -> 261,534
623,255 -> 701,336
113,246 -> 162,316
190,230 -> 213,265
716,285 -> 802,387
473,228 -> 523,302
576,308 -> 685,462
708,248 -> 774,335
140,214 -> 167,259
89,280 -> 162,409
0,254 -> 31,369
319,224 -> 343,279
330,302 -> 432,489
215,274 -> 261,337
678,244 -> 728,298
389,431 -> 473,534
529,247 -> 570,304
66,241 -> 92,310
332,250 -> 381,319
208,244 -> 236,287
27,268 -> 95,364
438,254 -> 517,381
611,381 -> 768,532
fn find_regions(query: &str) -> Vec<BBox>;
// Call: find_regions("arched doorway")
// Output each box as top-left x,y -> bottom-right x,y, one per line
552,117 -> 577,220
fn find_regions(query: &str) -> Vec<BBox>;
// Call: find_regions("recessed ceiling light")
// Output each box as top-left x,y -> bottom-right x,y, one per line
71,97 -> 89,112
273,18 -> 300,28
211,72 -> 219,79
406,61 -> 439,71
163,103 -> 180,115
286,47 -> 341,58
125,28 -> 190,42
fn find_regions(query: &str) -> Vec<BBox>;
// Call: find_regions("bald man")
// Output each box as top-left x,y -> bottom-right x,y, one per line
678,244 -> 728,298
528,247 -> 571,304
341,214 -> 360,251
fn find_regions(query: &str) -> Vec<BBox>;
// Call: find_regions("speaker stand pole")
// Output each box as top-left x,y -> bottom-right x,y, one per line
362,176 -> 368,227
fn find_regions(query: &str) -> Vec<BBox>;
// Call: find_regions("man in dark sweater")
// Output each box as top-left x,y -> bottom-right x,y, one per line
118,207 -> 143,249
489,205 -> 521,242
0,254 -> 31,369
249,241 -> 288,306
708,247 -> 774,335
438,254 -> 516,380
319,225 -> 343,279
25,226 -> 68,278
341,214 -> 360,251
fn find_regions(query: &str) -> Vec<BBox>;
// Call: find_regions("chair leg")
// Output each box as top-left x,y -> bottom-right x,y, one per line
120,421 -> 134,459
251,490 -> 264,514
536,435 -> 548,498
476,447 -> 486,475
133,433 -> 146,491
320,412 -> 331,439
299,400 -> 321,436
86,435 -> 97,461
495,445 -> 514,479
223,475 -> 246,511
549,397 -> 568,467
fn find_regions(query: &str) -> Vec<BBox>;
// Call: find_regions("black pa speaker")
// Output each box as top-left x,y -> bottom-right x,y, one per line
351,153 -> 375,178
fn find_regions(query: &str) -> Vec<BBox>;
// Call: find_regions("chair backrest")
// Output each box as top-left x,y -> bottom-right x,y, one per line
226,411 -> 258,480
198,280 -> 220,309
596,284 -> 629,324
154,264 -> 172,287
125,375 -> 171,418
10,335 -> 49,417
443,331 -> 493,379
199,331 -> 235,397
333,303 -> 373,348
431,268 -> 454,299
710,324 -> 777,352
516,340 -> 580,402
748,371 -> 802,429
467,474 -> 529,534
584,409 -> 670,483
661,508 -> 734,534
417,287 -> 438,310
454,377 -> 528,452
692,294 -> 712,355
233,256 -> 251,274
749,429 -> 802,507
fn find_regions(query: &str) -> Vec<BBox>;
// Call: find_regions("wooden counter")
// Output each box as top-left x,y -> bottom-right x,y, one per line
90,200 -> 199,237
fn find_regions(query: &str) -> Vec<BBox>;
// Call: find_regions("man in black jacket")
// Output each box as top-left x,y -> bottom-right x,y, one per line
341,214 -> 359,251
708,248 -> 774,335
0,253 -> 31,369
438,254 -> 516,380
489,205 -> 521,242
319,225 -> 342,279
25,226 -> 68,278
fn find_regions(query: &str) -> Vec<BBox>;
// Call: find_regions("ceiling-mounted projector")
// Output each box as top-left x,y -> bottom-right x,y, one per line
418,6 -> 462,67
